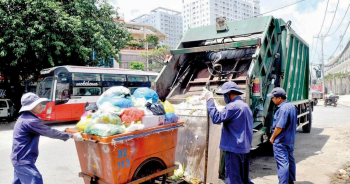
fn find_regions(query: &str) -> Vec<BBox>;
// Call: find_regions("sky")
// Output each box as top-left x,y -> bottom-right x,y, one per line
109,0 -> 350,65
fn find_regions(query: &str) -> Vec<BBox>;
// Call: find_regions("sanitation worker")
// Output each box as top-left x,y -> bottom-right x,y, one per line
267,87 -> 297,184
202,82 -> 253,184
11,92 -> 84,184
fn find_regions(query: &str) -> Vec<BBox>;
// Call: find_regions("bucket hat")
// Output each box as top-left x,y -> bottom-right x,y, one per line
216,82 -> 244,95
19,92 -> 47,113
267,87 -> 286,98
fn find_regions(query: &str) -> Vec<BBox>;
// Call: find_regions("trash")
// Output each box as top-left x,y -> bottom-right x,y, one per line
165,113 -> 178,125
165,112 -> 175,120
120,107 -> 146,123
186,95 -> 205,106
169,163 -> 185,181
142,115 -> 165,128
99,102 -> 123,115
91,111 -> 122,125
133,87 -> 159,103
125,122 -> 145,133
146,102 -> 166,115
76,117 -> 94,131
138,107 -> 154,116
163,100 -> 175,113
84,123 -> 125,137
97,86 -> 132,107
339,169 -> 347,175
339,174 -> 349,180
85,102 -> 98,111
132,97 -> 152,108
190,178 -> 202,184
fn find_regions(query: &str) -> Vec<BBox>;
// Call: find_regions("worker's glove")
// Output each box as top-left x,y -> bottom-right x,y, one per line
202,87 -> 214,101
73,132 -> 84,142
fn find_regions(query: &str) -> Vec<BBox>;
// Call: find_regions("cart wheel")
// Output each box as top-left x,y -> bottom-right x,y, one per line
131,157 -> 167,184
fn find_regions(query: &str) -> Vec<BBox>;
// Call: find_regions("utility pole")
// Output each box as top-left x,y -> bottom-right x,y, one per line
321,35 -> 326,100
314,34 -> 326,99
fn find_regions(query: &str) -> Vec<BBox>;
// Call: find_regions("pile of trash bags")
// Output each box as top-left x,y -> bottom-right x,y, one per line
76,86 -> 179,137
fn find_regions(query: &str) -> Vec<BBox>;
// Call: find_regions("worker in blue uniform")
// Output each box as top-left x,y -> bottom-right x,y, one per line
203,82 -> 254,184
11,93 -> 84,184
267,87 -> 298,184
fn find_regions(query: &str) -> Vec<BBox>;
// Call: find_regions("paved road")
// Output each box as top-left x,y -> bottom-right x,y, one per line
0,104 -> 349,183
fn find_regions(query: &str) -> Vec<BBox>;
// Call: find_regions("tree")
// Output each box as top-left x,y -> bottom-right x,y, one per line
0,0 -> 130,83
129,61 -> 144,71
146,35 -> 159,48
140,46 -> 170,72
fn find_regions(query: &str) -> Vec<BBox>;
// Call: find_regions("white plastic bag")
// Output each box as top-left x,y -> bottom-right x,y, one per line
125,122 -> 145,133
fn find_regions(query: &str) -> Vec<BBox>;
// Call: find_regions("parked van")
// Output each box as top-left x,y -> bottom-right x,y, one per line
0,99 -> 16,121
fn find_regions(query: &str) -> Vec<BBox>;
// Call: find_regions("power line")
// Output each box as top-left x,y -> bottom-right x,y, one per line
324,0 -> 339,36
324,20 -> 350,67
327,4 -> 350,36
248,0 -> 306,19
311,0 -> 330,63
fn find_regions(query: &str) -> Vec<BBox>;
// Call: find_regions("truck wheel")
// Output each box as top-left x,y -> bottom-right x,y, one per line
302,107 -> 312,133
131,158 -> 166,184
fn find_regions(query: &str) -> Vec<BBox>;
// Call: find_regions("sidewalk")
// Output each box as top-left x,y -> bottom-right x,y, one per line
335,95 -> 350,106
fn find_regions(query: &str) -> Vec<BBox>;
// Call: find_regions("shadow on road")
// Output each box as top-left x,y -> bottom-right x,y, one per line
250,127 -> 329,181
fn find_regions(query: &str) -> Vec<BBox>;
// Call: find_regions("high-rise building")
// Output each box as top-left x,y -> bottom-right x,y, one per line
131,7 -> 183,49
182,0 -> 260,34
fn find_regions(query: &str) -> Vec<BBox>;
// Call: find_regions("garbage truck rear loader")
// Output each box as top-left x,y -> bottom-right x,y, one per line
155,16 -> 312,183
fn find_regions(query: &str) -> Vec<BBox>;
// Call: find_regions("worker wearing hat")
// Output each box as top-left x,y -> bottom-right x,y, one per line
203,82 -> 253,184
11,93 -> 84,184
267,87 -> 297,184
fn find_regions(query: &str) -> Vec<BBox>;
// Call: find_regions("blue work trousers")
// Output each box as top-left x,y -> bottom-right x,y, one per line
225,151 -> 253,184
13,164 -> 43,184
273,143 -> 296,184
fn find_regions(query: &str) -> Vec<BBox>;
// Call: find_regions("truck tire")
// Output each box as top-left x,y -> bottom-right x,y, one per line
302,107 -> 312,133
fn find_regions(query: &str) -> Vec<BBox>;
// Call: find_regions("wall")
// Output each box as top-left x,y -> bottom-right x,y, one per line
325,76 -> 350,95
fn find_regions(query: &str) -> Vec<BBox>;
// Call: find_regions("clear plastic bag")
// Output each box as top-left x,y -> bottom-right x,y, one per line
99,102 -> 123,114
84,123 -> 125,137
76,117 -> 94,131
132,97 -> 152,108
91,111 -> 122,125
133,87 -> 159,103
120,107 -> 146,123
145,102 -> 166,115
162,100 -> 175,113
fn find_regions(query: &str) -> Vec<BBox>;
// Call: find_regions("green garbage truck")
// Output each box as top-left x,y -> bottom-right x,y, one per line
155,16 -> 312,183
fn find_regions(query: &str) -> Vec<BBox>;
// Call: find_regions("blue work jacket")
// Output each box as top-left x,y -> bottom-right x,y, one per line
272,100 -> 298,145
11,112 -> 72,166
207,96 -> 253,153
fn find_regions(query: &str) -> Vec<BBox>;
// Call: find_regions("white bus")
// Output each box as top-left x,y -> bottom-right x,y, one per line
36,66 -> 158,122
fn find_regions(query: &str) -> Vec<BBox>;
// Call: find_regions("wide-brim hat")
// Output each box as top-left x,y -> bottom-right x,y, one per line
216,82 -> 244,95
19,92 -> 47,113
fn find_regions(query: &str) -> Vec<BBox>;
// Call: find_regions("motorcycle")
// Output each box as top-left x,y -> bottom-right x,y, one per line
324,96 -> 339,107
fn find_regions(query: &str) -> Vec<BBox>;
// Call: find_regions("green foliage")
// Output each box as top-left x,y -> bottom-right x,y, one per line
325,72 -> 349,81
140,46 -> 170,72
0,0 -> 131,82
129,61 -> 144,71
126,41 -> 141,48
146,35 -> 159,47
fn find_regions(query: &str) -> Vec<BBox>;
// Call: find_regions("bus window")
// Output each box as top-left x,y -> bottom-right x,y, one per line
36,76 -> 53,100
149,75 -> 157,82
73,87 -> 101,96
73,73 -> 101,82
127,75 -> 148,82
102,74 -> 126,82
56,72 -> 72,101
